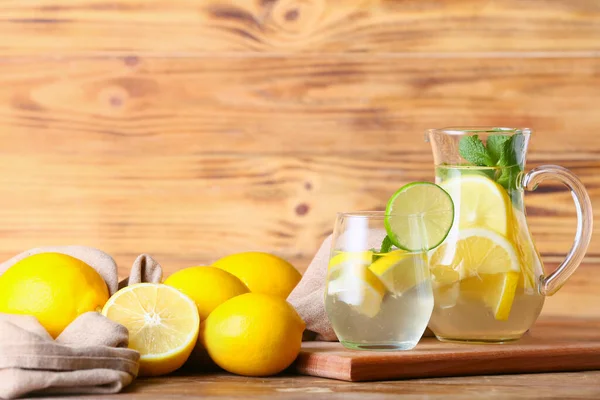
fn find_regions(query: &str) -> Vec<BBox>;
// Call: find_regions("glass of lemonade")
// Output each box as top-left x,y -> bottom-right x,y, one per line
324,211 -> 434,351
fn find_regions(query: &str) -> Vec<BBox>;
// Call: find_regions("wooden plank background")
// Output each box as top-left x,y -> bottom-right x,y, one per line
0,0 -> 599,317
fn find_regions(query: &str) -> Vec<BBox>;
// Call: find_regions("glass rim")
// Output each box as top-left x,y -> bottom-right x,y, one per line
427,126 -> 532,136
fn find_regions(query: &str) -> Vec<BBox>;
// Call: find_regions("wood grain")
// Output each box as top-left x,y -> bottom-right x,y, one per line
1,0 -> 600,55
1,56 -> 599,155
125,371 -> 600,399
0,148 -> 595,317
29,319 -> 600,399
0,151 -> 597,272
542,262 -> 600,318
0,56 -> 598,280
294,318 -> 600,381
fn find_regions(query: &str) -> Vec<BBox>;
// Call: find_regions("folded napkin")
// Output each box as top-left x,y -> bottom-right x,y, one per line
288,235 -> 337,341
0,246 -> 163,399
0,313 -> 138,399
288,235 -> 434,341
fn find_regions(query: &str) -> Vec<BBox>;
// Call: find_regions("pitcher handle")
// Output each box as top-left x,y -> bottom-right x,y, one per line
521,165 -> 593,296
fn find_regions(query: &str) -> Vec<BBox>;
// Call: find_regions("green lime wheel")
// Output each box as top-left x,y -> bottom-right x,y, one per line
384,182 -> 454,251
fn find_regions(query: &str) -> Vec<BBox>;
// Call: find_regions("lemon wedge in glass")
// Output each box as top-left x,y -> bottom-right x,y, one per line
369,250 -> 428,295
327,252 -> 385,318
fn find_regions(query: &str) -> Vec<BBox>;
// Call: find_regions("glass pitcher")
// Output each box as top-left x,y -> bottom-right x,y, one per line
426,127 -> 592,343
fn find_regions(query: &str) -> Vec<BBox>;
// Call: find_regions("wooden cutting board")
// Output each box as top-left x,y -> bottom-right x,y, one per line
293,318 -> 600,381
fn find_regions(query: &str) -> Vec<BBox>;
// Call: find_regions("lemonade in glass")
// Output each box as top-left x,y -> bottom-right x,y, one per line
325,183 -> 454,350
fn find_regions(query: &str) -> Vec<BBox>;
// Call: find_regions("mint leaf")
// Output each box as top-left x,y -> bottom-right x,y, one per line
459,135 -> 494,167
486,135 -> 511,165
497,164 -> 521,189
380,236 -> 393,254
497,135 -> 517,167
373,236 -> 393,261
496,133 -> 524,190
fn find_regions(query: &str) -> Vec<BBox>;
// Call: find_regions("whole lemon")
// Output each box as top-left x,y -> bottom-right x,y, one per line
213,252 -> 301,298
0,253 -> 109,338
164,266 -> 249,320
201,293 -> 305,376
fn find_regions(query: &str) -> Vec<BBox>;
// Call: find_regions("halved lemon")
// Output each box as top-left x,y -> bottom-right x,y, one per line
369,250 -> 428,294
441,174 -> 511,236
430,228 -> 520,319
327,262 -> 386,318
102,283 -> 200,376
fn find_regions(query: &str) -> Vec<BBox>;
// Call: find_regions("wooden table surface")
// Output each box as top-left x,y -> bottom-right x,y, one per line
42,371 -> 600,400
43,318 -> 600,400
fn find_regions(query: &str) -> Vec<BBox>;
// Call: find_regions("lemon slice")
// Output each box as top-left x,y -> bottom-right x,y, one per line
430,228 -> 519,319
327,262 -> 386,318
102,283 -> 200,376
431,228 -> 519,278
510,208 -> 537,290
429,265 -> 462,309
460,272 -> 520,320
328,250 -> 373,276
441,174 -> 511,236
369,250 -> 428,294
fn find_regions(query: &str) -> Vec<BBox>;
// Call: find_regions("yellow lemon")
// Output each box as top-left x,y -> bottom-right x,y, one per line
102,283 -> 200,376
510,208 -> 537,290
326,250 -> 384,317
430,228 -> 519,278
430,228 -> 520,320
369,250 -> 428,294
201,293 -> 305,377
441,174 -> 511,236
164,266 -> 249,320
460,272 -> 520,321
328,250 -> 373,277
213,252 -> 301,298
0,253 -> 109,338
328,250 -> 373,273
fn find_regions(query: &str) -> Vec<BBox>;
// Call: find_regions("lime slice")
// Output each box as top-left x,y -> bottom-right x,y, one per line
384,182 -> 454,251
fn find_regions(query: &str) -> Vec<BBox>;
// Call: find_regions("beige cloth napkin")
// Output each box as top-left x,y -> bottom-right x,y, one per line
288,235 -> 337,341
0,246 -> 163,399
288,235 -> 434,341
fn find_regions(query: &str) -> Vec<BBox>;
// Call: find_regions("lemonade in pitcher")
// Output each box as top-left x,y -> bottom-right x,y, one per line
430,165 -> 545,342
427,128 -> 592,343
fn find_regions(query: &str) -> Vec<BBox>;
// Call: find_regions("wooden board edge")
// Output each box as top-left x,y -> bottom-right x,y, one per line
293,350 -> 353,382
346,345 -> 600,382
